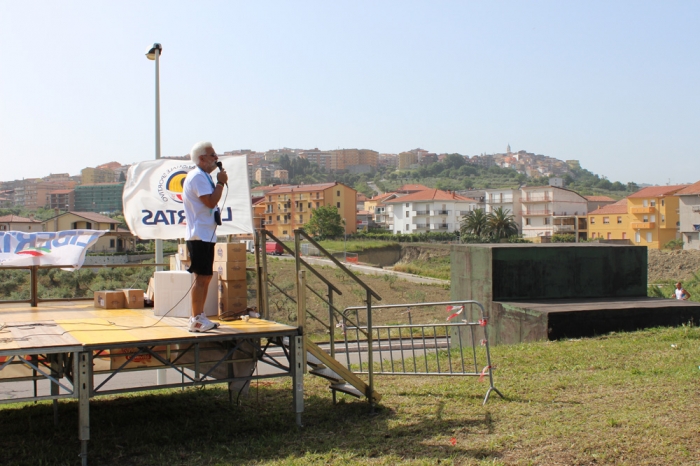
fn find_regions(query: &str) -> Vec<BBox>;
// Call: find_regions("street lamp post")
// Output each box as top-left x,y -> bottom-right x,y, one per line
146,43 -> 163,271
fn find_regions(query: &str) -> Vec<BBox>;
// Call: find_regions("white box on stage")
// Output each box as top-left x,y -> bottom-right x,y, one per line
153,271 -> 218,318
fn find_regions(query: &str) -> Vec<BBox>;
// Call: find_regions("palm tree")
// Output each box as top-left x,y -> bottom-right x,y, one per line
460,208 -> 489,238
486,207 -> 518,239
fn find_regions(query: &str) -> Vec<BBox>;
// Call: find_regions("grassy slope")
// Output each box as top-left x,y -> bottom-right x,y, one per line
0,325 -> 697,465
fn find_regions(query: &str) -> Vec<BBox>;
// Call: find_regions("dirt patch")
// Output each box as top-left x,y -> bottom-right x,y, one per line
647,249 -> 700,283
395,243 -> 453,265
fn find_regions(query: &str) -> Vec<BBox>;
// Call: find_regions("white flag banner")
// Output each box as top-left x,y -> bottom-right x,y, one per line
122,156 -> 254,240
0,230 -> 106,269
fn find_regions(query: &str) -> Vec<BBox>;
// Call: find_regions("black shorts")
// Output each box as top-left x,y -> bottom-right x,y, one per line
186,240 -> 215,276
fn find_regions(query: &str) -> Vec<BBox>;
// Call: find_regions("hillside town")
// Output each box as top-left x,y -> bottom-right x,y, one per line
2,146 -> 699,252
0,146 -> 576,212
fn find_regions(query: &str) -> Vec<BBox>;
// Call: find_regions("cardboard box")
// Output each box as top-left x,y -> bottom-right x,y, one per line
153,271 -> 218,317
169,255 -> 190,271
214,261 -> 247,281
119,288 -> 145,309
109,346 -> 169,370
218,280 -> 248,299
218,296 -> 247,315
177,243 -> 189,261
94,290 -> 125,309
215,242 -> 246,262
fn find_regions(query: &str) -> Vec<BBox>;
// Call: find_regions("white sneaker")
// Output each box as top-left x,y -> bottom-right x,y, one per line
188,314 -> 219,333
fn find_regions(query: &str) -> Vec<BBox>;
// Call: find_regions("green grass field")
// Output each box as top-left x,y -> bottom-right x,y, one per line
1,324 -> 698,465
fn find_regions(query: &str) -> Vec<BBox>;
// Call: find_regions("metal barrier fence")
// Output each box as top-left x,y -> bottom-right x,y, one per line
341,300 -> 503,405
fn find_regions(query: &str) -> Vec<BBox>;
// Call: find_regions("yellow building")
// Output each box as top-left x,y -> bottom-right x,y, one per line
588,200 -> 630,241
42,211 -> 135,253
261,182 -> 357,239
328,149 -> 378,171
625,185 -> 687,249
397,151 -> 419,169
81,167 -> 116,185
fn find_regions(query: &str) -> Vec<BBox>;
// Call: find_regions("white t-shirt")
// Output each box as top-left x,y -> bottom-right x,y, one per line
183,167 -> 217,242
674,288 -> 686,299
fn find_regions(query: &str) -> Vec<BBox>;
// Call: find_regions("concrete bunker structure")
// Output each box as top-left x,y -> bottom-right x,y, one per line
450,243 -> 700,344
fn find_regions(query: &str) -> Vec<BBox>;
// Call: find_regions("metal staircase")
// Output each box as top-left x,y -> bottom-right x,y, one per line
305,340 -> 381,402
256,229 -> 382,406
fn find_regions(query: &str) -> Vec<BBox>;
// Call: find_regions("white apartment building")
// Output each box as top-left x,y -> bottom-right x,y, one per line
483,188 -> 522,228
676,181 -> 700,250
384,189 -> 477,234
520,186 -> 588,239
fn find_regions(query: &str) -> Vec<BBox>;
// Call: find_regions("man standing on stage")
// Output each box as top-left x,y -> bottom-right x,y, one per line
182,141 -> 228,332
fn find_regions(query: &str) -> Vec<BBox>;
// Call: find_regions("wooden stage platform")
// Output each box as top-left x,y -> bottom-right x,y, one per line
0,302 -> 303,465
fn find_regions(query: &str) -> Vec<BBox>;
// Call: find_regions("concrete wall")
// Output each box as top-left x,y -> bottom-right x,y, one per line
450,243 -> 648,340
490,245 -> 647,300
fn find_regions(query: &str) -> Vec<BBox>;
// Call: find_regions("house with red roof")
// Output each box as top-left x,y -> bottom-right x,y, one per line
588,200 -> 630,241
383,189 -> 477,234
675,181 -> 700,250
364,192 -> 405,230
584,195 -> 616,213
626,184 -> 687,249
0,215 -> 42,232
42,211 -> 136,253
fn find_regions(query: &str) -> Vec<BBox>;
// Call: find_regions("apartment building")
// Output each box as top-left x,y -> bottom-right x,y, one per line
81,167 -> 116,184
364,192 -> 402,230
74,183 -> 125,213
383,189 -> 477,234
588,200 -> 630,241
299,150 -> 332,171
397,151 -> 419,169
377,153 -> 398,168
520,186 -> 588,239
626,185 -> 687,249
328,149 -> 378,172
483,188 -> 522,227
12,179 -> 77,209
0,190 -> 12,208
48,189 -> 75,211
273,170 -> 289,182
255,167 -> 272,185
676,181 -> 700,250
261,182 -> 357,239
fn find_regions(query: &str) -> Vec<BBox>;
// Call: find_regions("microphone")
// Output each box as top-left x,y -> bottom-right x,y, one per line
216,161 -> 227,186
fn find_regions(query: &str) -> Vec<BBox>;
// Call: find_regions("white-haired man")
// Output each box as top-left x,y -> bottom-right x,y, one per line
182,141 -> 228,332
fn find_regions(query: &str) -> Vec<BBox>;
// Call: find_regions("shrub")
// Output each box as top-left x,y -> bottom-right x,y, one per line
552,234 -> 576,243
663,238 -> 684,250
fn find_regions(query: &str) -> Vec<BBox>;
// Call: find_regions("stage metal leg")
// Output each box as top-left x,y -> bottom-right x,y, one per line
77,351 -> 91,466
291,335 -> 304,427
51,354 -> 60,427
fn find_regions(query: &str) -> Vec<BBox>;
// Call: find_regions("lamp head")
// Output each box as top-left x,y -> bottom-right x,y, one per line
145,43 -> 163,60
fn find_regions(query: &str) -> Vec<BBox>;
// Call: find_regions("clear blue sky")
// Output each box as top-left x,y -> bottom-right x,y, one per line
1,1 -> 698,186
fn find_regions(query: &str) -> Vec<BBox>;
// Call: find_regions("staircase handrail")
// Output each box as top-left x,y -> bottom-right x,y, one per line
295,229 -> 381,301
264,230 -> 342,296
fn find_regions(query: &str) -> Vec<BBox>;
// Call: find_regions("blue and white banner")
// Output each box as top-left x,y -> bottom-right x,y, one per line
122,156 -> 254,240
0,230 -> 106,269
